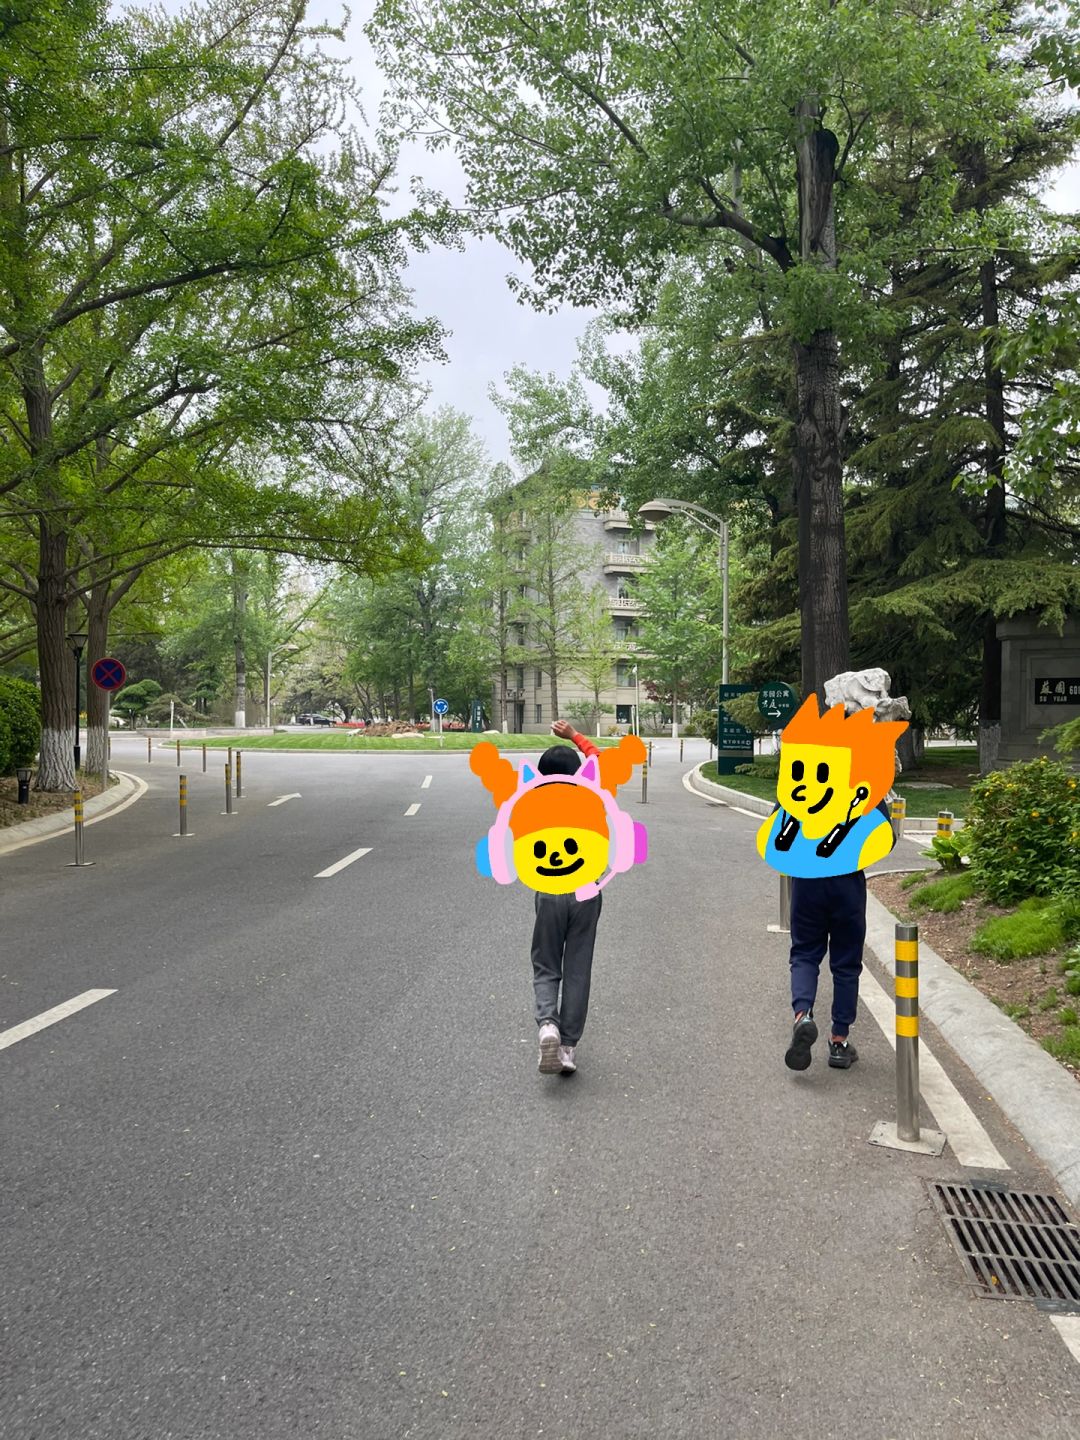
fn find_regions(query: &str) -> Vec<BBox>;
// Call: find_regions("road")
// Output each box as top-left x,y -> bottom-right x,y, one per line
1,737 -> 1077,1440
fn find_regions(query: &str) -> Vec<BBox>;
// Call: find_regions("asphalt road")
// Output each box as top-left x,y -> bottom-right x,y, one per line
1,737 -> 1077,1440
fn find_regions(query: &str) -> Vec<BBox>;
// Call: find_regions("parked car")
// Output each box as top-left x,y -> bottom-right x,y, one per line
297,713 -> 334,726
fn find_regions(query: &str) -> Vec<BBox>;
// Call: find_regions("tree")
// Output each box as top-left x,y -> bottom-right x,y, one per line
370,0 -> 1029,699
0,0 -> 443,788
568,589 -> 623,737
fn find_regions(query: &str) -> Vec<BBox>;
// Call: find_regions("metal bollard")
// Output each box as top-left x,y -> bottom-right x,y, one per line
779,873 -> 791,930
235,751 -> 242,798
176,774 -> 191,837
679,738 -> 684,762
937,810 -> 954,838
69,789 -> 94,867
890,796 -> 907,828
895,923 -> 921,1143
202,742 -> 207,774
176,738 -> 181,766
641,760 -> 648,804
147,735 -> 152,763
648,741 -> 654,765
224,763 -> 234,815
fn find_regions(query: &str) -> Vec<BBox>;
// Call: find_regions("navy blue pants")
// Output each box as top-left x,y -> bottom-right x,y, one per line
789,873 -> 866,1038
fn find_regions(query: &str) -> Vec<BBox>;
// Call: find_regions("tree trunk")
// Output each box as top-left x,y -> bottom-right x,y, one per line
85,589 -> 110,774
978,255 -> 1007,775
793,104 -> 849,701
35,524 -> 76,791
232,555 -> 247,728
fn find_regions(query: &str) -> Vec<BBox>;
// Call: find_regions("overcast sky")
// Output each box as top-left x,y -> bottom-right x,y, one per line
137,2 -> 1080,470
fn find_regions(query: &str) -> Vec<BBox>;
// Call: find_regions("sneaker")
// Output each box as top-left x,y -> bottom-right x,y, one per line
784,1012 -> 818,1071
828,1039 -> 858,1069
558,1045 -> 577,1074
538,1022 -> 562,1073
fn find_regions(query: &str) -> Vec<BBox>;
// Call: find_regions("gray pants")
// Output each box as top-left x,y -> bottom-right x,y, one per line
531,891 -> 603,1046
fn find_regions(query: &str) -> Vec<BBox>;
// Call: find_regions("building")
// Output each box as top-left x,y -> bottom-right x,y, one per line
494,495 -> 656,734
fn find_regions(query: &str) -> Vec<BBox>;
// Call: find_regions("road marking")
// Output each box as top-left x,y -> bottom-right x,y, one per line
858,968 -> 1009,1169
1050,1315 -> 1080,1368
0,989 -> 116,1053
314,846 -> 372,878
268,793 -> 302,806
421,775 -> 432,789
405,803 -> 421,816
680,768 -> 763,814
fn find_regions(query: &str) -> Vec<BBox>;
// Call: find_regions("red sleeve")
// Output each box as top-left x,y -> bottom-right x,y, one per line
571,731 -> 600,760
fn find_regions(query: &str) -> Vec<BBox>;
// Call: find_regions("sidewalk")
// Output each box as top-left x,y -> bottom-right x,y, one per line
687,760 -> 1080,1209
0,770 -> 146,858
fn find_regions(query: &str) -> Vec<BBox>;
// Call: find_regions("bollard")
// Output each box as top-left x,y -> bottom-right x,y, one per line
176,774 -> 192,837
147,735 -> 152,764
224,763 -> 234,815
937,809 -> 954,839
890,796 -> 907,831
235,750 -> 242,798
779,873 -> 791,930
895,923 -> 920,1143
648,741 -> 654,765
176,738 -> 181,766
709,739 -> 714,761
202,742 -> 207,774
641,759 -> 648,804
679,738 -> 684,763
69,789 -> 94,867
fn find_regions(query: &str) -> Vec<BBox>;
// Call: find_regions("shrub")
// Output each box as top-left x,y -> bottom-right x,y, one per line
922,829 -> 970,873
0,675 -> 41,775
965,758 -> 1080,904
900,869 -> 934,891
909,872 -> 978,914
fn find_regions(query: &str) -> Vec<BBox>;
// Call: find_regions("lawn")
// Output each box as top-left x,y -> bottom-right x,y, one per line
699,745 -> 980,818
175,732 -> 620,754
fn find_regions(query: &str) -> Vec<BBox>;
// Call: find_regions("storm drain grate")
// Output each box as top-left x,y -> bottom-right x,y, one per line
929,1181 -> 1080,1303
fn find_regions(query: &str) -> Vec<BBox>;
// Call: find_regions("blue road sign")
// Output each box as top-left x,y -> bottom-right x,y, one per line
91,657 -> 126,691
433,698 -> 449,716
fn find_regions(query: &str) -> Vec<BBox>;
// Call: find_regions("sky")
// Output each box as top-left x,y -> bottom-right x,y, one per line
133,2 -> 1080,471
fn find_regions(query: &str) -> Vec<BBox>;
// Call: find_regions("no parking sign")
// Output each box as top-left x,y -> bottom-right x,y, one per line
91,657 -> 126,691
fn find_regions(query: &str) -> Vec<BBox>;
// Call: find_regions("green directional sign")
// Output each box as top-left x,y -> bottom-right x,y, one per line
758,681 -> 798,728
716,683 -> 755,775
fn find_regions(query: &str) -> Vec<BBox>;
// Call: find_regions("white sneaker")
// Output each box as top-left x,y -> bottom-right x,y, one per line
558,1045 -> 577,1074
538,1022 -> 561,1073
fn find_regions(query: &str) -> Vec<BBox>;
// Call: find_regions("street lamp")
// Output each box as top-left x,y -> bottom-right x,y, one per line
638,498 -> 730,687
16,766 -> 32,804
629,662 -> 640,736
67,631 -> 88,771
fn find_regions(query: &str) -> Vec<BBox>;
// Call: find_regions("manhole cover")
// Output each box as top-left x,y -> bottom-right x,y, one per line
929,1181 -> 1080,1302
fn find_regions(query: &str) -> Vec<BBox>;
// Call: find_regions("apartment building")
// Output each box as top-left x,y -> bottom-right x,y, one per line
495,497 -> 656,734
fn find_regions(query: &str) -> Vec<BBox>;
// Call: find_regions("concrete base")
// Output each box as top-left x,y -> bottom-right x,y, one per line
868,1120 -> 946,1156
766,923 -> 790,934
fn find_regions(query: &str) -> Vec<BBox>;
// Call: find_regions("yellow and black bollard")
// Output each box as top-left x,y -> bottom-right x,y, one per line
176,738 -> 181,766
679,738 -> 684,763
202,742 -> 207,774
69,789 -> 94,867
648,740 -> 654,765
235,750 -> 242,799
176,774 -> 192,837
895,922 -> 920,1143
147,735 -> 152,764
937,810 -> 954,839
890,796 -> 906,830
224,763 -> 234,816
641,758 -> 648,805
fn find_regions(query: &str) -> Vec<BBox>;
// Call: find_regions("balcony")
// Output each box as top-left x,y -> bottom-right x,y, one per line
602,551 -> 649,574
601,511 -> 655,532
608,594 -> 645,614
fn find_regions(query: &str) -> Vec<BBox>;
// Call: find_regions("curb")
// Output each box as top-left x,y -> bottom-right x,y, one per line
684,763 -> 1080,1206
0,770 -> 146,857
685,763 -> 961,834
863,893 -> 1080,1210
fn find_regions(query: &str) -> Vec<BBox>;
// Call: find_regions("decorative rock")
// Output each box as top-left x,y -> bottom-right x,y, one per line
824,668 -> 913,783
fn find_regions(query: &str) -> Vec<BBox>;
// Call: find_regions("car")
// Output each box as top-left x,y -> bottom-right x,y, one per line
297,713 -> 334,726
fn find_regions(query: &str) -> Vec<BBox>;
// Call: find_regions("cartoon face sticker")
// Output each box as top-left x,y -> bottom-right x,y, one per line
757,696 -> 908,878
470,738 -> 648,900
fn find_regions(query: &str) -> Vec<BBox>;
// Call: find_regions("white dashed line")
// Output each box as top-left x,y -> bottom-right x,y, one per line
421,775 -> 432,789
314,846 -> 372,878
405,803 -> 421,817
0,990 -> 116,1053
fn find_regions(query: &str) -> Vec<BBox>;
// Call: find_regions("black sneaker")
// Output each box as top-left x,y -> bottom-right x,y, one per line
828,1039 -> 858,1069
784,1013 -> 818,1071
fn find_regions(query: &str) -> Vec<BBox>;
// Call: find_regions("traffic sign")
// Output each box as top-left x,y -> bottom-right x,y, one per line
758,681 -> 798,727
716,683 -> 754,775
433,698 -> 449,716
91,657 -> 126,691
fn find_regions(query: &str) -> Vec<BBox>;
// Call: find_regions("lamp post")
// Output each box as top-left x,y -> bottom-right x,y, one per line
630,662 -> 640,735
67,631 -> 88,771
638,498 -> 730,687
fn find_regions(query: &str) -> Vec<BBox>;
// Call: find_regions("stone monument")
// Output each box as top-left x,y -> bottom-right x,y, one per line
997,612 -> 1080,766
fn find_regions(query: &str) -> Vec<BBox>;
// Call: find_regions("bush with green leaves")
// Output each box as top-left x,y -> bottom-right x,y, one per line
112,679 -> 163,724
922,829 -> 970,873
965,758 -> 1080,904
0,675 -> 42,775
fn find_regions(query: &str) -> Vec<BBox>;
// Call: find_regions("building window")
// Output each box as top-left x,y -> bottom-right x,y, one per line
516,667 -> 525,689
617,662 -> 635,687
535,668 -> 543,689
535,703 -> 543,723
617,585 -> 631,600
617,539 -> 631,554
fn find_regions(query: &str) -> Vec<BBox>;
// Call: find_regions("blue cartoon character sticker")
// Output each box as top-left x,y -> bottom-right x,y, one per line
757,697 -> 909,878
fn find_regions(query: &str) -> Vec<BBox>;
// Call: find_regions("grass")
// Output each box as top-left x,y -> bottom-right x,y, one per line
176,733 -> 621,754
700,748 -> 977,817
1042,1028 -> 1080,1065
971,900 -> 1078,961
908,871 -> 978,913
